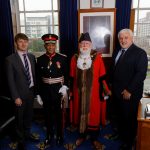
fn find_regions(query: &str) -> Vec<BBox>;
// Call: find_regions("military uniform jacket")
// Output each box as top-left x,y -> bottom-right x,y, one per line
37,53 -> 68,98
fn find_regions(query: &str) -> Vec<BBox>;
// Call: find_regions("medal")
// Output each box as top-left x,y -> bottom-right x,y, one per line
83,58 -> 87,68
83,62 -> 86,68
56,61 -> 61,68
49,61 -> 52,66
47,61 -> 52,69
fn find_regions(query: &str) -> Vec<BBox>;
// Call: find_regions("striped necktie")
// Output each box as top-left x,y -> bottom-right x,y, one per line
23,54 -> 31,86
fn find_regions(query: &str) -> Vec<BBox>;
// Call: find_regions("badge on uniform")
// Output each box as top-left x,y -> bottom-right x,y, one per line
56,61 -> 61,68
47,61 -> 52,69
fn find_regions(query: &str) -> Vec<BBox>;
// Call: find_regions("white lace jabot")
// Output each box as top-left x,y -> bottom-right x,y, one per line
77,54 -> 92,70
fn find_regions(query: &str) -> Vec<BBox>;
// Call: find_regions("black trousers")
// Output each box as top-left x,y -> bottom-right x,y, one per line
42,85 -> 63,139
15,87 -> 34,142
111,94 -> 139,145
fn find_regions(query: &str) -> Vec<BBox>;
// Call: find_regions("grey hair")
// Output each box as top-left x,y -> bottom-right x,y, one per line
118,29 -> 133,38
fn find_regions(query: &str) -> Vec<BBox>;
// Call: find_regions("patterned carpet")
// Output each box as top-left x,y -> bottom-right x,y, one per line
0,121 -> 123,150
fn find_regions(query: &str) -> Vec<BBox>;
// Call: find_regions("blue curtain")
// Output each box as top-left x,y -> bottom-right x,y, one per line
0,0 -> 14,57
115,0 -> 132,49
59,0 -> 78,60
0,0 -> 14,96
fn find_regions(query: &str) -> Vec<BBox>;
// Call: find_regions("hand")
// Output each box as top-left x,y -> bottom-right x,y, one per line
121,89 -> 131,100
36,95 -> 43,106
15,98 -> 22,106
59,85 -> 68,98
59,85 -> 69,108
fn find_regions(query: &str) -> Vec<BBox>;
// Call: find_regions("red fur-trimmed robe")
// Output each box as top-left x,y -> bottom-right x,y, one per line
70,51 -> 106,133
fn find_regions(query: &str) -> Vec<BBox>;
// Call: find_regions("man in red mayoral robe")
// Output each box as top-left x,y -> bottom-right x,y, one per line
69,32 -> 110,149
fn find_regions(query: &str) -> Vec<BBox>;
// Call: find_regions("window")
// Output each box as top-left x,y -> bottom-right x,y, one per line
133,0 -> 150,92
16,0 -> 59,56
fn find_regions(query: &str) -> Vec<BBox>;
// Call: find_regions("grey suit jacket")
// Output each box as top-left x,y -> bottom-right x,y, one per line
5,52 -> 36,100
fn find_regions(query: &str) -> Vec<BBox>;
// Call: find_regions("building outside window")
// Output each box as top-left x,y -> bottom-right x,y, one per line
133,0 -> 150,92
15,0 -> 59,56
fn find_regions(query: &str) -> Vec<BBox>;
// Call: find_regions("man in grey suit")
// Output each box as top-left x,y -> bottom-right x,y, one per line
110,29 -> 148,150
5,33 -> 38,150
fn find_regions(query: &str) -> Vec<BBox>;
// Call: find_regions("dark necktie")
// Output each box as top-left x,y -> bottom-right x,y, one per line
23,54 -> 31,86
116,49 -> 125,66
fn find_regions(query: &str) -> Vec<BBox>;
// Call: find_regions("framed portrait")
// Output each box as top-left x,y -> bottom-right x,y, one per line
78,9 -> 116,57
90,0 -> 103,8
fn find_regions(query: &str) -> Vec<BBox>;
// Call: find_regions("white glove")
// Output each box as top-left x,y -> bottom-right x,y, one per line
36,95 -> 43,106
59,85 -> 69,108
104,95 -> 109,100
59,85 -> 68,97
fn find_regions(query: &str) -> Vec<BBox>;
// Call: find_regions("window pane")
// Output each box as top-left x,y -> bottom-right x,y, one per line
25,26 -> 53,38
134,24 -> 150,53
18,0 -> 24,11
56,41 -> 59,53
132,0 -> 138,8
54,12 -> 58,25
133,24 -> 137,36
24,0 -> 52,11
25,13 -> 53,25
139,0 -> 150,8
145,74 -> 150,91
138,10 -> 150,23
53,0 -> 58,10
54,26 -> 59,36
20,13 -> 25,25
21,26 -> 25,33
133,0 -> 150,92
28,38 -> 44,52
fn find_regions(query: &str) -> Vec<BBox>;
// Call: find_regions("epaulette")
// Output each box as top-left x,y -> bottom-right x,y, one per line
57,52 -> 67,57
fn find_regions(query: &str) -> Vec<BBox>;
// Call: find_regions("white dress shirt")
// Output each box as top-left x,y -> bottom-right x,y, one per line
17,50 -> 34,87
115,48 -> 127,64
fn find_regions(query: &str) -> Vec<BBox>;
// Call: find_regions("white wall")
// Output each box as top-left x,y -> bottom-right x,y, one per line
79,0 -> 116,9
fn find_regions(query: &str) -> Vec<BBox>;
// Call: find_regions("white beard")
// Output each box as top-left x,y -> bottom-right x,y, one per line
77,53 -> 92,70
79,47 -> 91,55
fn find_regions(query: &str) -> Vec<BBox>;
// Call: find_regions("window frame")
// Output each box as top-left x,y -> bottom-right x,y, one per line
15,0 -> 60,56
132,0 -> 150,92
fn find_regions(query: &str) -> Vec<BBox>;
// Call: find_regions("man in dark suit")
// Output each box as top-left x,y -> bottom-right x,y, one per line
5,33 -> 38,150
110,29 -> 148,149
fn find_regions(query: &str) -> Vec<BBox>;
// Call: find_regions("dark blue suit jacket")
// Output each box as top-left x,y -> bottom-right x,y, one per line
111,44 -> 148,101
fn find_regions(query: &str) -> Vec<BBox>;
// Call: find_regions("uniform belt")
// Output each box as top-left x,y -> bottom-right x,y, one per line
42,76 -> 64,85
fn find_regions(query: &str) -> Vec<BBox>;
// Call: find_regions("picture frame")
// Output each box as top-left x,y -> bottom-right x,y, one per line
78,9 -> 116,57
90,0 -> 103,8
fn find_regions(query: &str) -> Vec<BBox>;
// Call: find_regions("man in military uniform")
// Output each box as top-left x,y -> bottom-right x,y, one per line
37,34 -> 68,148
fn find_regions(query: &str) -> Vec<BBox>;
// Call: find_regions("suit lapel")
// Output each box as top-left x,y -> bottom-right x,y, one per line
15,53 -> 27,75
120,44 -> 134,62
114,44 -> 134,69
